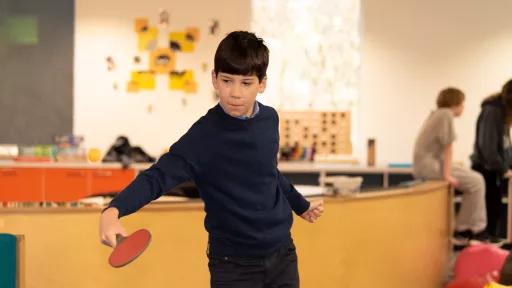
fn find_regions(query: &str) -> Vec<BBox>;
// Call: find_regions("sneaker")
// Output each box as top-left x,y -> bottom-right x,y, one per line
470,230 -> 491,243
501,242 -> 512,250
452,230 -> 471,247
488,236 -> 508,247
470,230 -> 508,247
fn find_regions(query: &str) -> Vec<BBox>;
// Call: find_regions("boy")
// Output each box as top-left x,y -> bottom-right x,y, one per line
100,31 -> 324,288
413,87 -> 487,246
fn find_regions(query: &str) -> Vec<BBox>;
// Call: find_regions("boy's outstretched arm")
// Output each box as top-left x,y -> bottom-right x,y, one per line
277,170 -> 324,223
99,152 -> 193,247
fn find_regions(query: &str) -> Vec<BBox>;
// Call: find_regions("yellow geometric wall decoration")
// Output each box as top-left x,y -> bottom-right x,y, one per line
130,71 -> 156,90
127,17 -> 199,95
137,27 -> 158,52
127,80 -> 139,93
134,18 -> 149,33
169,70 -> 197,93
169,27 -> 200,52
149,48 -> 176,74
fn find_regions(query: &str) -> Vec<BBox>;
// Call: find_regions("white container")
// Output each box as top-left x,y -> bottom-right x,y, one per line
320,175 -> 363,196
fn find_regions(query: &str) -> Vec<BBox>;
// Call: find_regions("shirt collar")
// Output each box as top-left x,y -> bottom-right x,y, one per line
219,101 -> 259,120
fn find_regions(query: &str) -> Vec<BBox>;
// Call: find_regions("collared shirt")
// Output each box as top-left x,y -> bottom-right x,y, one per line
219,101 -> 260,120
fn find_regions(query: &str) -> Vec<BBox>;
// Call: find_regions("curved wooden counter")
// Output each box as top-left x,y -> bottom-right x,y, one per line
0,181 -> 450,288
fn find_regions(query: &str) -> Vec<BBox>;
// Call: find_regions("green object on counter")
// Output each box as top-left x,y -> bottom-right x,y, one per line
0,233 -> 17,288
34,145 -> 54,157
19,144 -> 58,159
388,162 -> 412,168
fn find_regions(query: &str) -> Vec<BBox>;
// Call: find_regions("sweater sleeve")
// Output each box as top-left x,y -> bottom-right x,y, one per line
272,107 -> 310,214
277,170 -> 310,215
477,107 -> 508,175
107,151 -> 193,217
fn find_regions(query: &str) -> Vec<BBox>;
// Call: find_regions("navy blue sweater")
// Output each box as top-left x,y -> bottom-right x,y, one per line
108,102 -> 310,256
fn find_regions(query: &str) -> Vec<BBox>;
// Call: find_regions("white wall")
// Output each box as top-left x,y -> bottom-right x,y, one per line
74,0 -> 250,156
360,0 -> 512,166
76,0 -> 512,166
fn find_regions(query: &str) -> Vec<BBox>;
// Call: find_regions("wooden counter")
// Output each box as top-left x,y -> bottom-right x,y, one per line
0,181 -> 449,288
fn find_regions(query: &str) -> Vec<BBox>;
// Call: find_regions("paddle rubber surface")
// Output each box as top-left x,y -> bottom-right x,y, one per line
109,229 -> 151,268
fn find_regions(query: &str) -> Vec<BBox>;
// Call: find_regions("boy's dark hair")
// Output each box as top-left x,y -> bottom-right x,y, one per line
214,31 -> 269,82
437,87 -> 465,108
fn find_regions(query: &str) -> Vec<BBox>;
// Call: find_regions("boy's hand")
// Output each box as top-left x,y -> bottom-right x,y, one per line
300,199 -> 324,223
445,175 -> 459,188
99,207 -> 127,248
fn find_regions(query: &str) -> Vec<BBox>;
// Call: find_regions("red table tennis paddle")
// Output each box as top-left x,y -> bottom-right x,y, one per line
108,229 -> 151,268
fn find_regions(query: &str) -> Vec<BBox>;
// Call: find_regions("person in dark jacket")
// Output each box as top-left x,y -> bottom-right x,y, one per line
471,79 -> 512,239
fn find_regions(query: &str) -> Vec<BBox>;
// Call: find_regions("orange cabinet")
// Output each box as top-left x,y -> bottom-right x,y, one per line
0,166 -> 137,202
90,169 -> 135,196
44,169 -> 89,202
0,168 -> 45,202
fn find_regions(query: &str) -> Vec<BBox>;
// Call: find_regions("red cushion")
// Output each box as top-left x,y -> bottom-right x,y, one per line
454,244 -> 509,281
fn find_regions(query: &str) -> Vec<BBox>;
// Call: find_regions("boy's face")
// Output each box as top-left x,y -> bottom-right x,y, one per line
452,101 -> 464,117
212,71 -> 267,118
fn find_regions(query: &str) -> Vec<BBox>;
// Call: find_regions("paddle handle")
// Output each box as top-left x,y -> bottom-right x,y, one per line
116,234 -> 126,246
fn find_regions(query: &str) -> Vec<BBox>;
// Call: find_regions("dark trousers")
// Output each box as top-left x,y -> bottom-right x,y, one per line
472,165 -> 507,237
207,240 -> 299,288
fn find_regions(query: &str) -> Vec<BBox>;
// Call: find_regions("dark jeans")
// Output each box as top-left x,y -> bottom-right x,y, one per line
472,165 -> 507,237
207,240 -> 299,288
